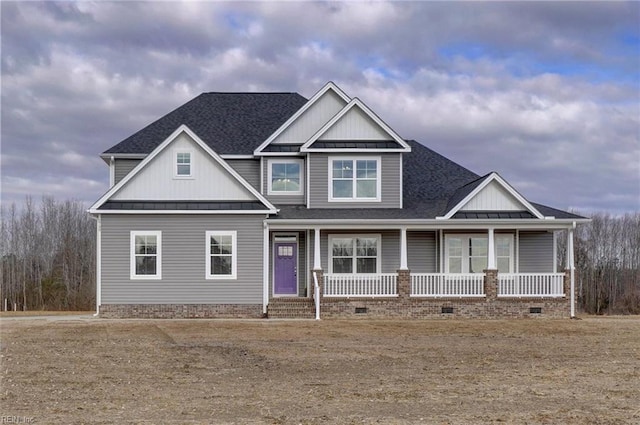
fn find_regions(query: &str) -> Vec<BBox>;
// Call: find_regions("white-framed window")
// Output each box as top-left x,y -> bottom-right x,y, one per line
268,159 -> 303,195
328,234 -> 381,274
328,157 -> 381,202
206,231 -> 237,279
130,231 -> 161,279
444,234 -> 513,273
174,151 -> 192,178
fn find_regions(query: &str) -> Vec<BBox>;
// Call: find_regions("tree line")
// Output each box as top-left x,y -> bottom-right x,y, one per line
0,197 -> 638,314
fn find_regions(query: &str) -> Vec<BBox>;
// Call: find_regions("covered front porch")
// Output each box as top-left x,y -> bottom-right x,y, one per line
264,222 -> 577,319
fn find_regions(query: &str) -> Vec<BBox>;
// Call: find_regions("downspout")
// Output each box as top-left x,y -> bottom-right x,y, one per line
570,221 -> 576,318
263,220 -> 269,316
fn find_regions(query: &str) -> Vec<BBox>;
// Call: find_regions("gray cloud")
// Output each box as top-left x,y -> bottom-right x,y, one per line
1,1 -> 638,214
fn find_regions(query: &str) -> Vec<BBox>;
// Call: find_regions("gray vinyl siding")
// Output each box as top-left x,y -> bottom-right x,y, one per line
268,232 -> 307,297
263,158 -> 306,205
519,231 -> 554,273
319,230 -> 400,273
100,214 -> 264,304
227,159 -> 260,190
114,159 -> 142,184
407,231 -> 437,273
307,153 -> 401,208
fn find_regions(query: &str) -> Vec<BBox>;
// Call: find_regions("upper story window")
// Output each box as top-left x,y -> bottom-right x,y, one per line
329,157 -> 380,202
268,159 -> 303,195
445,234 -> 513,274
175,151 -> 192,178
130,231 -> 162,279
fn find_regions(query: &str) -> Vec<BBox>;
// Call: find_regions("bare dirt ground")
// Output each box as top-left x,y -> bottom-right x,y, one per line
0,316 -> 638,425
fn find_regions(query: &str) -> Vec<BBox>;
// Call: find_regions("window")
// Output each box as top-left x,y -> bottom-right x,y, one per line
445,234 -> 513,273
206,231 -> 237,279
175,151 -> 192,177
329,157 -> 380,201
268,159 -> 303,195
329,235 -> 380,274
130,231 -> 161,279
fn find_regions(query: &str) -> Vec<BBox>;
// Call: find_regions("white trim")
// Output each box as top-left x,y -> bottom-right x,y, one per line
313,228 -> 321,270
258,152 -> 304,157
515,229 -> 520,273
444,233 -> 514,274
95,215 -> 101,315
266,219 -> 589,230
205,230 -> 237,280
439,172 -> 544,220
439,230 -> 444,273
302,148 -> 409,153
254,81 -> 351,155
89,124 -> 277,212
552,230 -> 557,272
130,231 -> 162,280
89,209 -> 276,215
100,153 -> 147,160
262,222 -> 269,314
220,155 -> 255,159
267,158 -> 304,196
327,156 -> 382,202
399,227 -> 408,270
260,156 -> 264,194
569,223 -> 576,317
488,228 -> 496,269
173,149 -> 194,179
399,154 -> 403,209
306,155 -> 311,208
328,234 -> 382,274
109,156 -> 115,187
300,98 -> 411,153
272,233 -> 299,297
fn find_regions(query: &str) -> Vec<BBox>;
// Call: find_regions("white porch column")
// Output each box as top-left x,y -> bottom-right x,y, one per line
487,228 -> 496,269
94,215 -> 101,317
568,224 -> 576,318
313,227 -> 321,270
400,227 -> 408,270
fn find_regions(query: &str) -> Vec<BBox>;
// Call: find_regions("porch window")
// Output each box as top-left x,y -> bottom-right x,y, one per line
268,159 -> 303,195
329,235 -> 380,274
445,234 -> 513,273
130,231 -> 161,279
329,157 -> 381,201
206,231 -> 237,279
175,151 -> 192,177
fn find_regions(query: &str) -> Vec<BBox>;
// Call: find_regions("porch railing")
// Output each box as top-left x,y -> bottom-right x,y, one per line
323,273 -> 398,297
498,273 -> 565,297
411,273 -> 485,297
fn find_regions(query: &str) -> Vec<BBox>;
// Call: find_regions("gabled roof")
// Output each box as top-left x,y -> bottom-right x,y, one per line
254,81 -> 350,155
439,172 -> 545,219
300,98 -> 411,152
103,92 -> 308,156
90,125 -> 276,214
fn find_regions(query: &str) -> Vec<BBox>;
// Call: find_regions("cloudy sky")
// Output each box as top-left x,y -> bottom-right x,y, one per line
1,1 -> 639,214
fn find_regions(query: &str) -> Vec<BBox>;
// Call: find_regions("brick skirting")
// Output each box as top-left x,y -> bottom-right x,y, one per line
99,304 -> 263,319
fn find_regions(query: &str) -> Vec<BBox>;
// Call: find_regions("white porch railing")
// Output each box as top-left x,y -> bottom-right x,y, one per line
498,273 -> 565,297
411,273 -> 485,297
323,273 -> 398,297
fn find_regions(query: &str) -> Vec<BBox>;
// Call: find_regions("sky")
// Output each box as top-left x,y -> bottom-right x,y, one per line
1,1 -> 639,215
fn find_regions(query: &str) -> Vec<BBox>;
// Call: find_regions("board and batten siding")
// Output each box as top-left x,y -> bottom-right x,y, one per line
407,231 -> 437,273
100,214 -> 264,304
460,180 -> 524,211
262,158 -> 306,205
227,159 -> 260,190
308,153 -> 401,208
518,231 -> 554,273
319,107 -> 390,140
114,159 -> 142,185
317,230 -> 400,274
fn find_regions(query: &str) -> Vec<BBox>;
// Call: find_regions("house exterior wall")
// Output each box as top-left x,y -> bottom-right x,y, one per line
519,231 -> 554,272
307,153 -> 402,208
114,159 -> 142,185
100,214 -> 264,305
407,231 -> 437,273
227,159 -> 260,190
262,158 -> 306,205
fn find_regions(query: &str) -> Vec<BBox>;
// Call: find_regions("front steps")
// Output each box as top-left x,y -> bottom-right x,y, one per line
268,298 -> 316,319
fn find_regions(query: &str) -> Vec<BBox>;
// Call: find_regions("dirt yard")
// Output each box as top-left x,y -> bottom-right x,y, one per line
0,316 -> 638,425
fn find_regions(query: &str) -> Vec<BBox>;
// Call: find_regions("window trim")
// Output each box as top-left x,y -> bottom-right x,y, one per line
328,156 -> 381,202
328,234 -> 381,274
267,158 -> 304,195
174,150 -> 193,179
444,233 -> 514,274
130,231 -> 162,280
205,230 -> 238,280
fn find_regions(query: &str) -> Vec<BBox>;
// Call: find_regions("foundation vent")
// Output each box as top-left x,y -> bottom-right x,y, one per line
529,307 -> 542,314
441,306 -> 454,314
355,307 -> 368,314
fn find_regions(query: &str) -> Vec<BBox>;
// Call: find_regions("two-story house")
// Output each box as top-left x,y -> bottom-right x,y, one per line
89,82 -> 587,319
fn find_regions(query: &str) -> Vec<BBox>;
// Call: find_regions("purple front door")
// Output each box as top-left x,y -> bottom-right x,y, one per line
274,242 -> 297,296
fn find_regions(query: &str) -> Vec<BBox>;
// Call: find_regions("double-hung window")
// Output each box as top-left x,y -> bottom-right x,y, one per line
175,151 -> 192,178
206,231 -> 237,279
445,234 -> 513,273
329,157 -> 380,201
130,231 -> 161,279
329,235 -> 380,274
268,159 -> 303,195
